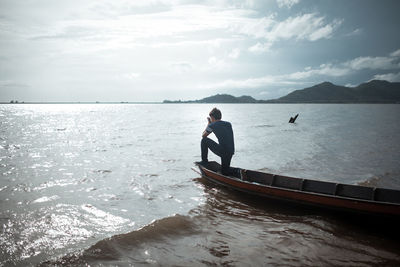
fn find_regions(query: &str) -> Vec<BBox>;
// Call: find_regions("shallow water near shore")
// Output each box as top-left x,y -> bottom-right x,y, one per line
1,103 -> 400,266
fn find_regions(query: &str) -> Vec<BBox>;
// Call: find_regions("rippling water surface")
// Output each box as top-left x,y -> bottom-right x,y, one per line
1,104 -> 400,266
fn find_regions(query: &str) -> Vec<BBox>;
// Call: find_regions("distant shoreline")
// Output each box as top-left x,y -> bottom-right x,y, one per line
0,102 -> 161,104
1,102 -> 399,105
163,80 -> 400,104
3,80 -> 400,105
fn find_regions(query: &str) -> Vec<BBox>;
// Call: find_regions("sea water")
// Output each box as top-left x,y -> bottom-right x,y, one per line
1,104 -> 400,266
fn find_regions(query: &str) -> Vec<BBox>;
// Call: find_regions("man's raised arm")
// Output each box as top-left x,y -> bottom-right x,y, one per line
202,117 -> 212,138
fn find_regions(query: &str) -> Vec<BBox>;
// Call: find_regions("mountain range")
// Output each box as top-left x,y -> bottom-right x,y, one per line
163,80 -> 400,103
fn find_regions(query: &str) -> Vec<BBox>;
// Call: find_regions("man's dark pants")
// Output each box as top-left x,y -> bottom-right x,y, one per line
201,137 -> 233,175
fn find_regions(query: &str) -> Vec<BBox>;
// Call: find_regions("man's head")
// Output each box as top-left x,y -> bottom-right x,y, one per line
209,107 -> 222,121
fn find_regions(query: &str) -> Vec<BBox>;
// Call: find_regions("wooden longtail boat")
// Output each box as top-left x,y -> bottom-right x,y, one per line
195,161 -> 400,218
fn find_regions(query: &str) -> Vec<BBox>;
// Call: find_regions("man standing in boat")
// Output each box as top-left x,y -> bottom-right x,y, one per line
199,107 -> 236,176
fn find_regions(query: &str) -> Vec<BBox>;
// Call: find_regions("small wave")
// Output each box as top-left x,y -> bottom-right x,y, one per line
94,148 -> 107,152
81,204 -> 129,232
254,124 -> 275,128
33,179 -> 76,191
32,195 -> 60,203
94,169 -> 112,174
46,214 -> 199,265
138,173 -> 159,177
118,143 -> 133,148
1,144 -> 20,151
357,172 -> 400,189
162,159 -> 177,163
258,167 -> 274,173
357,176 -> 381,187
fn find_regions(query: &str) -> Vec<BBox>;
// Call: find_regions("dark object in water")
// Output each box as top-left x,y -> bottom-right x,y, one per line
289,114 -> 299,123
194,161 -> 400,218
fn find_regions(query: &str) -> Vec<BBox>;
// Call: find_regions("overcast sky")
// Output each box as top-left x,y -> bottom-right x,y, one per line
1,0 -> 400,102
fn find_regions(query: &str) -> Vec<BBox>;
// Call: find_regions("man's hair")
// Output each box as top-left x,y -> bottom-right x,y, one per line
209,107 -> 222,120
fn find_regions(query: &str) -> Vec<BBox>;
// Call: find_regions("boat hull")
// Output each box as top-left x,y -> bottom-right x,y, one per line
197,162 -> 400,218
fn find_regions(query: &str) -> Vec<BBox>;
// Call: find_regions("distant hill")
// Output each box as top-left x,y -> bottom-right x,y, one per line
163,94 -> 257,103
266,80 -> 400,103
163,80 -> 400,104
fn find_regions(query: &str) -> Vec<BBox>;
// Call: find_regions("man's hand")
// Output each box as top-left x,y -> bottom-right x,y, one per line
203,117 -> 211,138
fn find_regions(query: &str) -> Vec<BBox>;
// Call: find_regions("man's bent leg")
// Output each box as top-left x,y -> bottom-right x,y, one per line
200,138 -> 209,162
201,137 -> 223,162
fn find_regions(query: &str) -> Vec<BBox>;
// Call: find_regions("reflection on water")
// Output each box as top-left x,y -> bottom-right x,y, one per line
1,104 -> 400,265
47,177 -> 400,266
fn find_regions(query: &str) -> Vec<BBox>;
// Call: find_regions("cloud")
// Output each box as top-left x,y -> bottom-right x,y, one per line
267,13 -> 342,42
228,48 -> 240,59
246,13 -> 343,53
286,48 -> 400,81
276,0 -> 300,9
24,5 -> 250,42
198,75 -> 306,90
0,80 -> 29,88
117,73 -> 141,80
341,48 -> 400,74
371,72 -> 400,82
150,38 -> 233,48
345,83 -> 357,87
4,1 -> 341,57
208,56 -> 228,71
248,42 -> 272,53
390,49 -> 400,57
170,62 -> 193,73
232,15 -> 275,39
200,48 -> 400,91
345,56 -> 399,70
1,0 -> 398,102
308,19 -> 342,41
287,63 -> 351,79
345,28 -> 362,37
259,91 -> 271,96
201,63 -> 348,90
